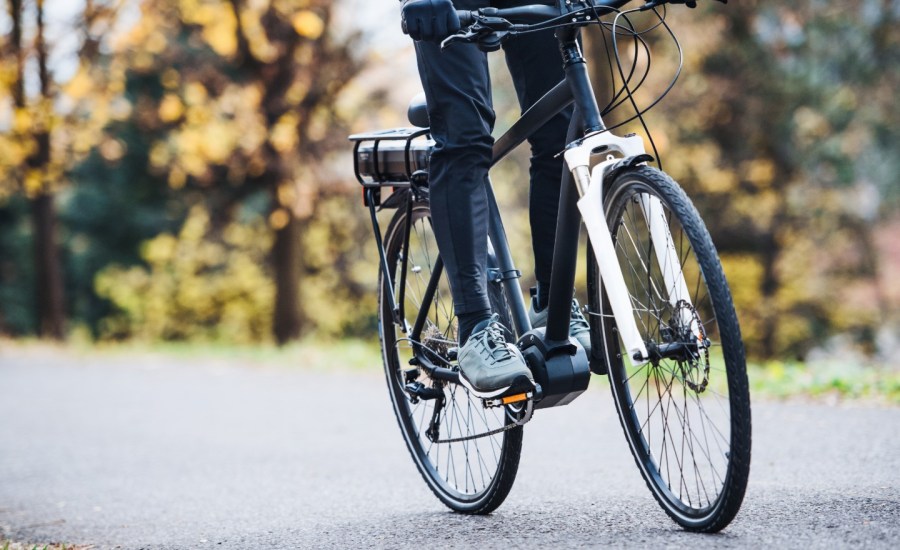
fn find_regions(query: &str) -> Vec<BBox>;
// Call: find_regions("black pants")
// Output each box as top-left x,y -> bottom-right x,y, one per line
413,4 -> 572,316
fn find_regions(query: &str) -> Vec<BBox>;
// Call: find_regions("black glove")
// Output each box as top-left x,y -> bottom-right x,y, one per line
401,0 -> 461,43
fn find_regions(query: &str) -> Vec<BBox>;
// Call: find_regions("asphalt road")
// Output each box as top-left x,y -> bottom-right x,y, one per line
1,347 -> 898,549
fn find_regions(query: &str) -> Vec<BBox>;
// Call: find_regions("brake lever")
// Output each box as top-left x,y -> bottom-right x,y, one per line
440,28 -> 480,50
440,16 -> 513,50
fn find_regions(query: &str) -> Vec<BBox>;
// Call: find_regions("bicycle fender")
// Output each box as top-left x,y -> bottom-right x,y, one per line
601,153 -> 654,185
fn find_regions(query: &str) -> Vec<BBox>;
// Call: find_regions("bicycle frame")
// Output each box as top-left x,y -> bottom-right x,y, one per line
359,9 -> 694,399
485,25 -> 693,367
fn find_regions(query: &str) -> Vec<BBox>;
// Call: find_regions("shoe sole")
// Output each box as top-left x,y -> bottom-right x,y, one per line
457,372 -> 535,399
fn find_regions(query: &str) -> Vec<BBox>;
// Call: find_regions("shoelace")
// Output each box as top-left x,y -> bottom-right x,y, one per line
477,315 -> 515,363
570,301 -> 590,333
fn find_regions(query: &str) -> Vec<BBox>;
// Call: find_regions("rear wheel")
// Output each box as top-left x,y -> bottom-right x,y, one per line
589,166 -> 751,532
378,201 -> 522,514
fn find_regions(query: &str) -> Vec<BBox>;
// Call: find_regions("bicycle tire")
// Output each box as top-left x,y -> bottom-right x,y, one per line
378,201 -> 522,514
588,166 -> 751,532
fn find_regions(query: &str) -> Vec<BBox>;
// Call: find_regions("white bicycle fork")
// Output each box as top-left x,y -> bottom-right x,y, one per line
564,131 -> 695,367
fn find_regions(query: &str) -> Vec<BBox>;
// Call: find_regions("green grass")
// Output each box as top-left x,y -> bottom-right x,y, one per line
3,338 -> 898,403
747,359 -> 900,404
3,336 -> 384,372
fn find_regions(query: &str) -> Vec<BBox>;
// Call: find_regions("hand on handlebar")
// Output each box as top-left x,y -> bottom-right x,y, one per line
401,0 -> 461,43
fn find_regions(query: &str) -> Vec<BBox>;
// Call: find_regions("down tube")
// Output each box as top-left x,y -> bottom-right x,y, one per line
485,80 -> 575,337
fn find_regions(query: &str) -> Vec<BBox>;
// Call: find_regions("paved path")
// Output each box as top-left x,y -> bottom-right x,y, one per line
1,347 -> 898,548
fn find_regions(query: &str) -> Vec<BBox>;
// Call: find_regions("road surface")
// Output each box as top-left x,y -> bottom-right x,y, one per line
1,347 -> 898,548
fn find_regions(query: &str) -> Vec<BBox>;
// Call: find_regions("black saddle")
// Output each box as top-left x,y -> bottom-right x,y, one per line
407,93 -> 429,128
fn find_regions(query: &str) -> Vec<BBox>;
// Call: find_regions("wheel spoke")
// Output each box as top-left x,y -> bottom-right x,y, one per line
378,204 -> 517,508
596,171 -> 749,529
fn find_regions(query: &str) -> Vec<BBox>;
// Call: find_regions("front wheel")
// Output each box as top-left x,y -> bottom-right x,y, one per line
588,166 -> 752,532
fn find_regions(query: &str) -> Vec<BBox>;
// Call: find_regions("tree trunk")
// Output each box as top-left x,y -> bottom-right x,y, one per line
272,210 -> 303,345
757,233 -> 778,358
29,0 -> 66,339
7,0 -> 66,339
31,192 -> 66,339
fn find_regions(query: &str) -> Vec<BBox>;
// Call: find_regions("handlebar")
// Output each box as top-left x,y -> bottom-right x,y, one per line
447,1 -> 636,50
455,0 -> 634,27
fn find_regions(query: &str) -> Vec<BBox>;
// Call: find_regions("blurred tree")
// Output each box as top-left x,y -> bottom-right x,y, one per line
0,0 -> 123,338
2,0 -> 65,338
117,0 -> 363,344
95,205 -> 274,342
617,0 -> 900,358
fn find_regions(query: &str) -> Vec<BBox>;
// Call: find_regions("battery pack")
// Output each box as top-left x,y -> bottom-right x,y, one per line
356,140 -> 434,183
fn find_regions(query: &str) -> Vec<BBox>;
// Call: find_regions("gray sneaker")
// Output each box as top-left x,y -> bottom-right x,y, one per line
528,297 -> 592,355
458,314 -> 534,397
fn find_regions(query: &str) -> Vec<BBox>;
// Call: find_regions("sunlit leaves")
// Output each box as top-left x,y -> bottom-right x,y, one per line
158,94 -> 184,122
292,10 -> 323,39
95,205 -> 275,342
270,113 -> 299,152
64,68 -> 94,100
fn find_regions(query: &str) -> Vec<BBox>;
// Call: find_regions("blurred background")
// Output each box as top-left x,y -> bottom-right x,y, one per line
0,0 -> 897,376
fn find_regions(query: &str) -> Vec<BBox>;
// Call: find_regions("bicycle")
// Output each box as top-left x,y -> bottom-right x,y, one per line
349,0 -> 751,533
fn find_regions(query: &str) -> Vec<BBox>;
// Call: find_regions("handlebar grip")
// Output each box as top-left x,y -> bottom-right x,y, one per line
457,10 -> 475,27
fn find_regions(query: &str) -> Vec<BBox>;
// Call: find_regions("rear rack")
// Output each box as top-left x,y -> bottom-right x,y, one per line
349,127 -> 432,187
349,128 -> 434,334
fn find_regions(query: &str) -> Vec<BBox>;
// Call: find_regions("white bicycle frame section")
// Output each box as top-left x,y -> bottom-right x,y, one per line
564,131 -> 696,367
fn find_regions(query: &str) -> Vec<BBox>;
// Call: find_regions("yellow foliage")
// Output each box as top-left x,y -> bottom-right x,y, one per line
269,208 -> 290,230
204,19 -> 238,57
285,80 -> 309,106
168,166 -> 187,189
12,108 -> 32,133
276,182 -> 297,207
95,206 -> 275,343
183,82 -> 208,106
110,97 -> 133,121
145,31 -> 168,55
161,68 -> 181,90
24,169 -> 43,195
158,94 -> 184,122
292,10 -> 324,40
743,159 -> 776,188
719,254 -> 765,353
64,67 -> 93,100
149,141 -> 171,169
132,51 -> 155,71
239,9 -> 279,63
99,138 -> 126,162
199,120 -> 237,163
270,113 -> 299,152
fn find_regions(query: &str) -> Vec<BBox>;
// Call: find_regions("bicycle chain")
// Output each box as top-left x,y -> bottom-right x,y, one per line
433,399 -> 534,443
434,422 -> 519,444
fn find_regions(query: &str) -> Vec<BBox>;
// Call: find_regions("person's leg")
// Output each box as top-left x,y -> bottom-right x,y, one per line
413,38 -> 494,344
501,22 -> 573,309
501,22 -> 591,351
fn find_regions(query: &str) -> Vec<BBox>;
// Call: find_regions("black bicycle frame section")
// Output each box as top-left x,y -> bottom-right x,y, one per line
351,7 -> 614,399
